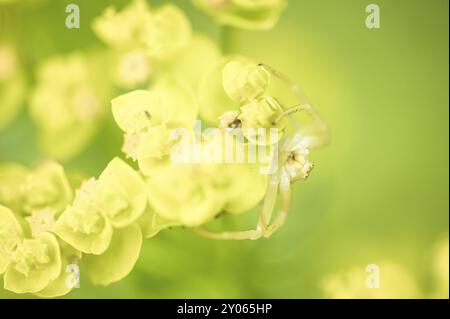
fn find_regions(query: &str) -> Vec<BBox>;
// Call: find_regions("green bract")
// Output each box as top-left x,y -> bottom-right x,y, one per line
138,125 -> 173,160
201,57 -> 287,144
136,124 -> 174,174
0,163 -> 28,214
22,161 -> 73,217
218,164 -> 268,214
35,240 -> 81,298
146,164 -> 224,227
144,4 -> 192,60
96,157 -> 147,228
192,0 -> 287,30
152,77 -> 198,128
239,95 -> 287,143
0,206 -> 23,274
223,61 -> 269,102
83,223 -> 142,286
137,207 -> 181,239
198,133 -> 268,213
4,232 -> 61,294
54,178 -> 112,255
112,90 -> 166,134
112,80 -> 198,176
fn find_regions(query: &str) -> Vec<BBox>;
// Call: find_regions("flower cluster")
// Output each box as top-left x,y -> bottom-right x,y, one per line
0,159 -> 147,295
111,80 -> 268,227
1,0 -> 329,296
29,52 -> 113,161
1,50 -> 323,294
92,0 -> 192,88
321,236 -> 449,299
110,55 -> 323,241
0,43 -> 26,130
0,161 -> 79,296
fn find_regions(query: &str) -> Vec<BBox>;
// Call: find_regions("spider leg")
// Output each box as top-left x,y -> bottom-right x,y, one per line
262,181 -> 292,238
192,227 -> 262,240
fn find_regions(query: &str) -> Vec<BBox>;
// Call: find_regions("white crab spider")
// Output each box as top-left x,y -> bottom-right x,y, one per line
194,63 -> 328,240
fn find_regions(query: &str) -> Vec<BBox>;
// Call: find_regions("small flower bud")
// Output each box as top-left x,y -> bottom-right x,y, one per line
223,61 -> 269,102
239,95 -> 287,143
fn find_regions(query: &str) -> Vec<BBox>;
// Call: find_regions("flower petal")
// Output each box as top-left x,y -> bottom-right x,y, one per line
83,223 -> 142,286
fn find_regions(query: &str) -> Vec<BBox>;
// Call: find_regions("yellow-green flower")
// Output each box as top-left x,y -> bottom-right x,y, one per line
25,209 -> 56,238
35,240 -> 81,298
22,161 -> 73,217
212,60 -> 287,144
136,124 -> 175,173
3,232 -> 61,294
1,204 -> 79,297
95,157 -> 147,228
55,158 -> 146,253
112,90 -> 166,135
115,49 -> 153,88
199,56 -> 241,125
321,262 -> 421,298
82,223 -> 142,286
0,205 -> 23,275
0,162 -> 28,214
198,56 -> 257,126
92,0 -> 153,51
54,159 -> 145,285
112,79 -> 198,176
92,0 -> 191,87
239,95 -> 287,143
192,0 -> 287,30
223,61 -> 269,103
146,163 -> 224,227
198,132 -> 268,214
0,44 -> 26,130
54,198 -> 113,255
144,3 -> 192,60
217,163 -> 267,214
151,77 -> 199,128
29,51 -> 112,161
146,159 -> 267,226
93,0 -> 191,59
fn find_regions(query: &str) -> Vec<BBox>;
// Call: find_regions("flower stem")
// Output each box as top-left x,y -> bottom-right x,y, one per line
221,25 -> 236,54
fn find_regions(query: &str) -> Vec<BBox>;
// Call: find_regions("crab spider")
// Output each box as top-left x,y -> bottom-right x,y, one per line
193,64 -> 328,240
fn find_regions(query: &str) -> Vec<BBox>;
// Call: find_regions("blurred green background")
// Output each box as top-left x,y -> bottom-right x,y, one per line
0,0 -> 448,298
